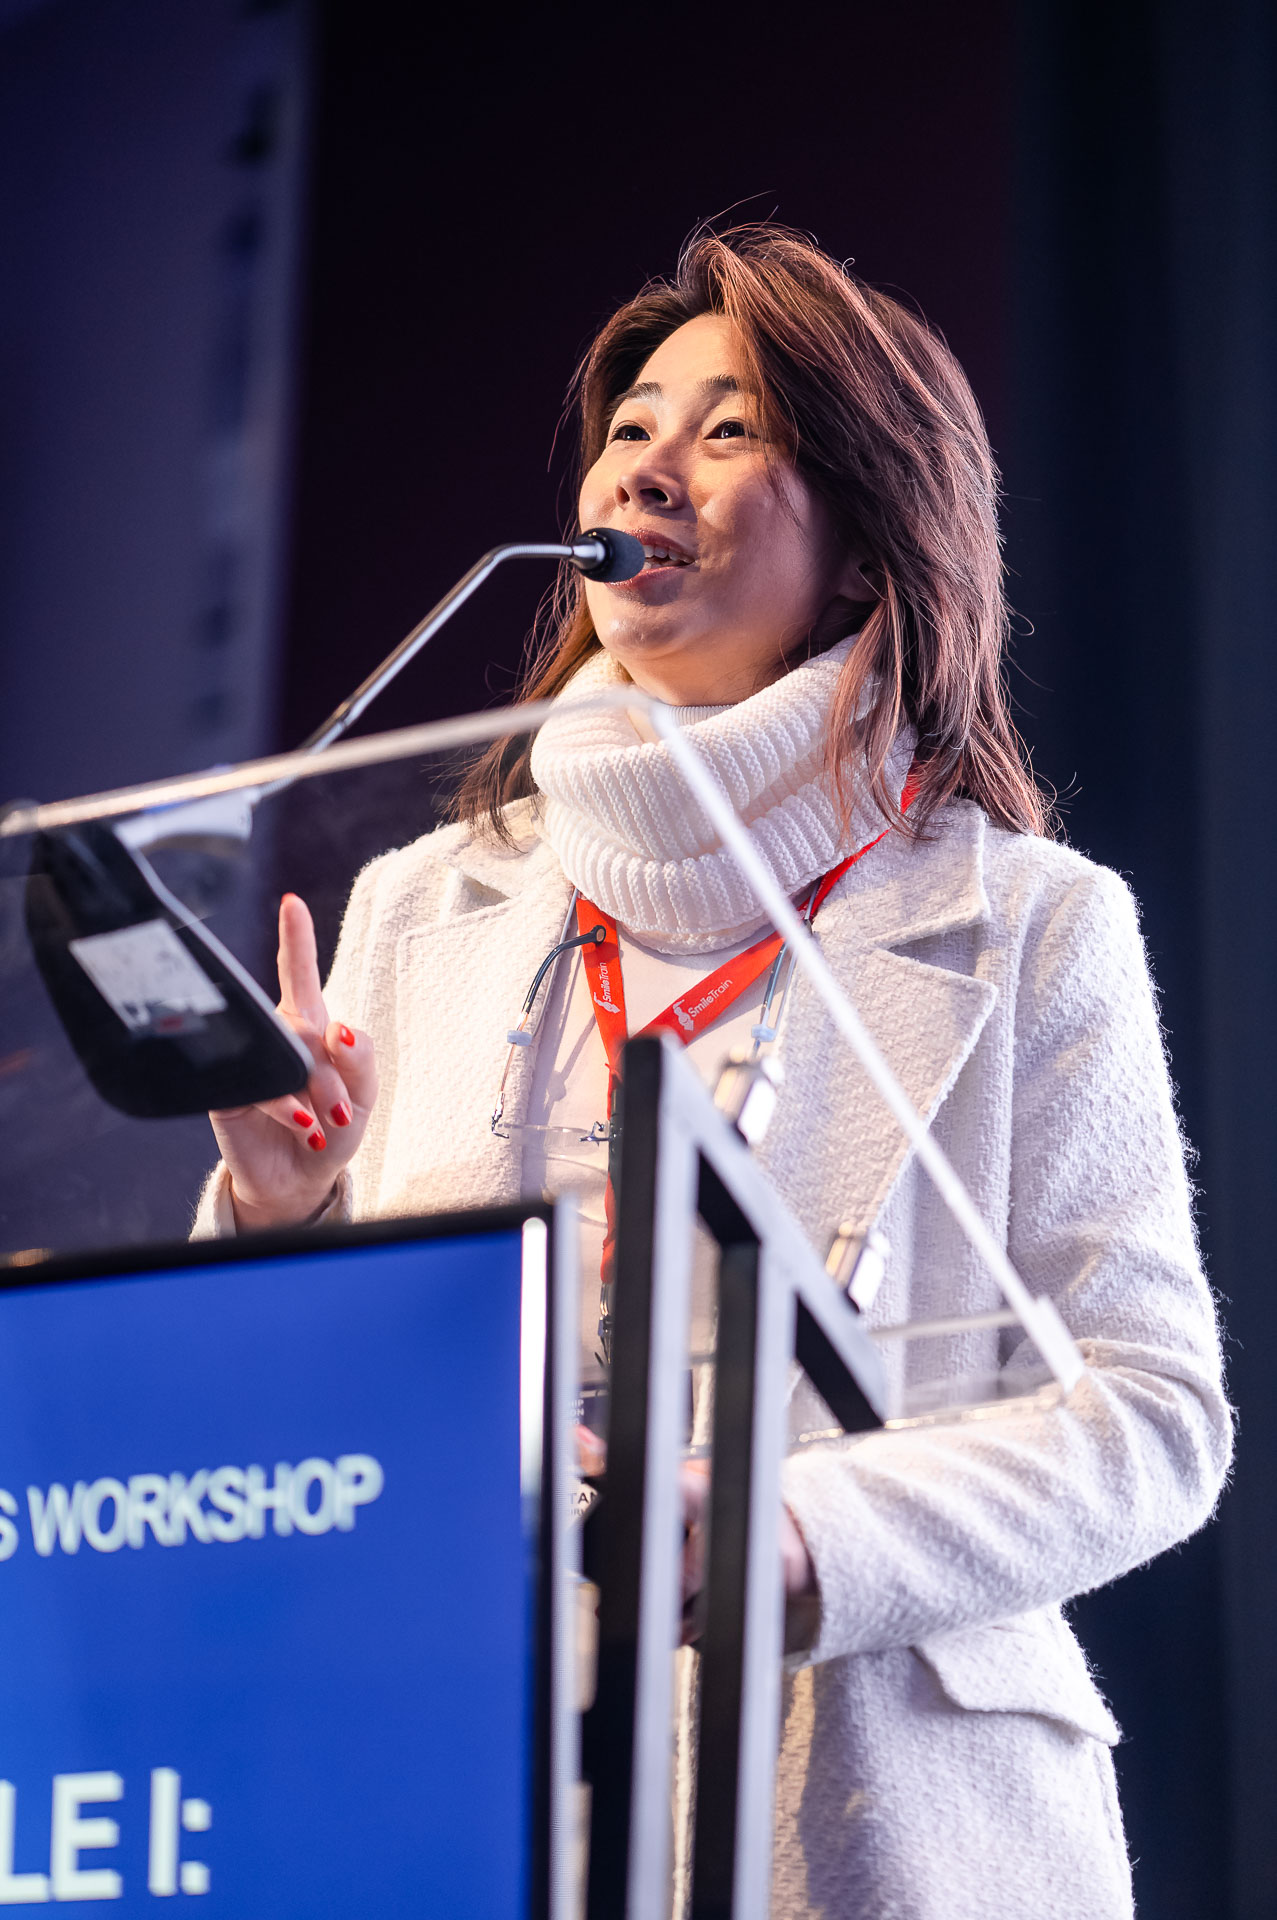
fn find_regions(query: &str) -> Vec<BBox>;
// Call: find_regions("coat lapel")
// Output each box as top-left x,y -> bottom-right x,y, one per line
759,803 -> 997,1238
373,822 -> 573,1217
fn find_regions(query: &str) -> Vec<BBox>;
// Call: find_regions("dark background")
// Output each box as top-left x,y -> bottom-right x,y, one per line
3,0 -> 1275,1911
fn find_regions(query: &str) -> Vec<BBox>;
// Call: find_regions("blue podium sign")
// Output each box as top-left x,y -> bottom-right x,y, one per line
0,1209 -> 564,1917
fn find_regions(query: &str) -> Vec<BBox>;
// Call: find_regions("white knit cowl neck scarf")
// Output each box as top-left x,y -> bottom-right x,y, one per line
528,638 -> 914,955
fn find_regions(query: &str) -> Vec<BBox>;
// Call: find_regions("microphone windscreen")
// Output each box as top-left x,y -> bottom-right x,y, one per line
575,527 -> 646,583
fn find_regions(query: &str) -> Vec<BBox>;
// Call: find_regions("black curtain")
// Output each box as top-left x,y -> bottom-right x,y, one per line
1006,2 -> 1277,1913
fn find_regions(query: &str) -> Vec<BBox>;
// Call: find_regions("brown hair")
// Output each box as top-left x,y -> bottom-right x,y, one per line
456,223 -> 1050,840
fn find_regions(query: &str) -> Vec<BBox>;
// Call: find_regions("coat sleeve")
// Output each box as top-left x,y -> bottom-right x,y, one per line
780,862 -> 1232,1663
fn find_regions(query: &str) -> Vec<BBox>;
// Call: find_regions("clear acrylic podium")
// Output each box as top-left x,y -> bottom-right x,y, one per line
0,696 -> 1086,1918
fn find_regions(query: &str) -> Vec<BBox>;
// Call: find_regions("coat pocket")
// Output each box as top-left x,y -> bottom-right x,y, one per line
913,1610 -> 1120,1745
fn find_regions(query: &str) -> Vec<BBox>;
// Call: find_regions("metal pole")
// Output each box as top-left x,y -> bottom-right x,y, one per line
688,1220 -> 791,1920
585,1040 -> 695,1920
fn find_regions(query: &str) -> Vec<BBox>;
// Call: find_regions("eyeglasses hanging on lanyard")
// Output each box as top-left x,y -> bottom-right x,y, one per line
487,882 -> 818,1376
489,890 -> 607,1140
489,760 -> 923,1141
488,877 -> 821,1151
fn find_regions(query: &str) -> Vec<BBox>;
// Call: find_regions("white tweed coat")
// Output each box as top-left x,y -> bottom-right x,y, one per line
198,795 -> 1230,1919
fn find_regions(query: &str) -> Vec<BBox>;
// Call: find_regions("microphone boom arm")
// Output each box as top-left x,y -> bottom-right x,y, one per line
119,530 -> 639,852
299,534 -> 622,756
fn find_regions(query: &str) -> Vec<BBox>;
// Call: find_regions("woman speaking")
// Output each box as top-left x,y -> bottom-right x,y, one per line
195,227 -> 1229,1918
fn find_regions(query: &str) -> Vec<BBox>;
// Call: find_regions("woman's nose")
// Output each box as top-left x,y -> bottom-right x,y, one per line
614,441 -> 687,511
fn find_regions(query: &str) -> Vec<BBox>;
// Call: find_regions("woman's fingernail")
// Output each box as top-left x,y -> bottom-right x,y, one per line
307,1130 -> 326,1152
293,1108 -> 312,1127
338,1025 -> 355,1047
330,1101 -> 352,1127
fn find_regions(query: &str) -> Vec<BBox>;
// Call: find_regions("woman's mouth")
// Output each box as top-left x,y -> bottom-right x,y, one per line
639,541 -> 694,571
605,526 -> 697,587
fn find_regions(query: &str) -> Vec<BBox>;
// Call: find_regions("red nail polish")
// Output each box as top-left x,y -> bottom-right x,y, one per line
307,1130 -> 326,1152
331,1101 -> 351,1127
338,1025 -> 355,1047
293,1108 -> 312,1127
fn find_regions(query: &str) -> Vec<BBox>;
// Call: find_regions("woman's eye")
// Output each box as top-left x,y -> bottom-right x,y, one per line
708,418 -> 749,440
608,421 -> 649,442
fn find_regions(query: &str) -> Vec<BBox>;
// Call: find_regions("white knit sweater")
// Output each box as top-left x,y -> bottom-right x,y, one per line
528,637 -> 904,952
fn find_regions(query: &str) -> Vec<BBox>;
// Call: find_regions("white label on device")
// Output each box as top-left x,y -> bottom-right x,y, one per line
69,920 -> 227,1034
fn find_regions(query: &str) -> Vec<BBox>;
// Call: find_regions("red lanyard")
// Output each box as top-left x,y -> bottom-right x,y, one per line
577,841 -> 882,1077
578,773 -> 915,1297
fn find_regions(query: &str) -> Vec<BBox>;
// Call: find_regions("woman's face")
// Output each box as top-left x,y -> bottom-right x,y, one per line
578,314 -> 873,706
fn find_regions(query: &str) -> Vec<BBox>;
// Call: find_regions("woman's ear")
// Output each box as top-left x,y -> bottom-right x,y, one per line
803,539 -> 883,654
840,552 -> 883,602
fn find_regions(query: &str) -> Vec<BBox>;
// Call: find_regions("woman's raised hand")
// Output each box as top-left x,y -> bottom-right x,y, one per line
209,893 -> 379,1231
